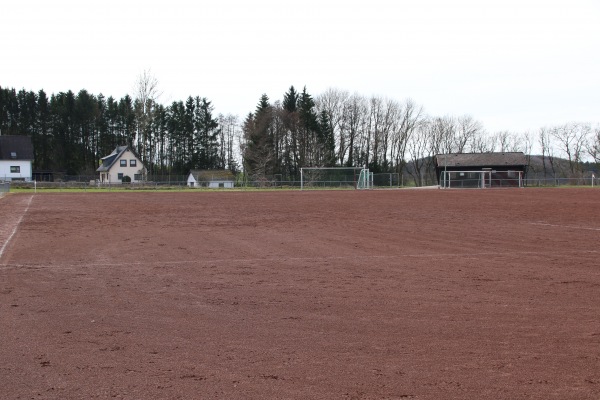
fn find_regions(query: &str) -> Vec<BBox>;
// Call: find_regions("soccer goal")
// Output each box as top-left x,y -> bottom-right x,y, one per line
440,170 -> 524,188
300,167 -> 371,190
356,168 -> 373,190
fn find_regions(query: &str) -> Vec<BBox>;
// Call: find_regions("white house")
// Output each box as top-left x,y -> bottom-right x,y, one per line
187,169 -> 235,188
0,135 -> 34,182
97,145 -> 146,184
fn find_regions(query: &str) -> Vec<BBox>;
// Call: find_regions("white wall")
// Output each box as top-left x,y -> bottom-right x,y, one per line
0,160 -> 32,181
104,150 -> 145,183
208,181 -> 234,188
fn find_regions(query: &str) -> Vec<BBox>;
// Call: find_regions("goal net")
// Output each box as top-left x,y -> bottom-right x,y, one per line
356,168 -> 373,190
300,167 -> 371,190
440,170 -> 523,188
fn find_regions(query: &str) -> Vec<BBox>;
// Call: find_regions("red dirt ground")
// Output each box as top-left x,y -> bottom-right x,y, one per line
1,189 -> 599,399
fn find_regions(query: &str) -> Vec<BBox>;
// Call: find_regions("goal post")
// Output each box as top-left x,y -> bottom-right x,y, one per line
300,167 -> 371,190
440,170 -> 524,189
356,168 -> 373,190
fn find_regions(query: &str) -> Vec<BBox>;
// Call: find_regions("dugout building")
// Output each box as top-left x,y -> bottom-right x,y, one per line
435,152 -> 528,188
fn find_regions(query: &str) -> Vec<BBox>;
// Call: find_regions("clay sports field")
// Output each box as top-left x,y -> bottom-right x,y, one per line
1,188 -> 599,399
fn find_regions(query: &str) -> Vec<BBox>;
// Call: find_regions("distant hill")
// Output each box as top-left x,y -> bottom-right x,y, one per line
526,155 -> 598,179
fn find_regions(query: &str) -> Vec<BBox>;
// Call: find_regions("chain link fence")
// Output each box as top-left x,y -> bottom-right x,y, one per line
524,177 -> 599,187
6,174 -> 599,191
0,181 -> 9,193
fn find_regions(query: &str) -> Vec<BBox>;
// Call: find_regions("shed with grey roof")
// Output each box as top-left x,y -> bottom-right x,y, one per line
435,152 -> 528,188
187,169 -> 235,188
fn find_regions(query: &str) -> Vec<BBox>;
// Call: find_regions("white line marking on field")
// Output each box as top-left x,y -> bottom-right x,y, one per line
2,249 -> 599,270
529,222 -> 600,232
0,195 -> 33,263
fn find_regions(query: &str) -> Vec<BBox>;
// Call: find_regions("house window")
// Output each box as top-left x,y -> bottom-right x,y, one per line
10,166 -> 20,173
118,173 -> 124,180
10,152 -> 17,159
120,160 -> 127,167
134,174 -> 142,181
130,159 -> 137,167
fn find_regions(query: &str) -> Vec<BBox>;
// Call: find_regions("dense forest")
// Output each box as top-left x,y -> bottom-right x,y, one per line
1,78 -> 599,184
0,83 -> 237,177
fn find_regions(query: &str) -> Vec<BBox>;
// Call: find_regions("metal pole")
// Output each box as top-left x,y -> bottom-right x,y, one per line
444,153 -> 447,189
519,171 -> 523,188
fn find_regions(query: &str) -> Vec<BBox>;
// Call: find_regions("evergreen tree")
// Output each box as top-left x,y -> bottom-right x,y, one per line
50,91 -> 80,174
74,89 -> 100,173
193,97 -> 219,170
0,87 -> 19,134
184,96 -> 196,171
36,90 -> 52,170
318,110 -> 336,166
243,94 -> 275,178
297,87 -> 320,166
151,104 -> 169,175
167,100 -> 187,174
283,86 -> 298,113
118,95 -> 136,147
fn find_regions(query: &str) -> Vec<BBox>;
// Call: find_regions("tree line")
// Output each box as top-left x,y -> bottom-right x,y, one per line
0,81 -> 238,177
243,87 -> 600,185
2,79 -> 599,184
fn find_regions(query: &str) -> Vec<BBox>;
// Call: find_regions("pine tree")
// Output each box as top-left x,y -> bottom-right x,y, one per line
193,97 -> 219,170
283,86 -> 298,113
318,110 -> 336,166
243,95 -> 275,178
37,90 -> 51,170
297,87 -> 320,166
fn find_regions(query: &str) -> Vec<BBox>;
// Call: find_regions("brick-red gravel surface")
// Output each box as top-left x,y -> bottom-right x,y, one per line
1,189 -> 599,399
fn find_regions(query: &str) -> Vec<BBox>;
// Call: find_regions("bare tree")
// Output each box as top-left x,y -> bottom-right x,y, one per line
471,134 -> 496,153
538,127 -> 552,178
133,69 -> 161,171
520,131 -> 534,174
366,96 -> 385,170
217,113 -> 240,171
340,93 -> 368,167
316,88 -> 350,165
429,116 -> 456,154
455,115 -> 482,153
550,122 -> 591,176
494,131 -> 510,152
406,118 -> 431,186
587,125 -> 600,164
390,98 -> 424,177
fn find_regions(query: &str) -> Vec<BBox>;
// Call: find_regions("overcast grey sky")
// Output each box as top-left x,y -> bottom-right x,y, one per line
2,0 -> 599,134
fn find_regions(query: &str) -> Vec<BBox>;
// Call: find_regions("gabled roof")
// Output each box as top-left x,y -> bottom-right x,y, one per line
435,152 -> 528,168
96,145 -> 136,172
189,169 -> 235,181
0,135 -> 34,161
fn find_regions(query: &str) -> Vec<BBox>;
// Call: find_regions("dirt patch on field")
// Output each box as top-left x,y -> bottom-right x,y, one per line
1,189 -> 600,399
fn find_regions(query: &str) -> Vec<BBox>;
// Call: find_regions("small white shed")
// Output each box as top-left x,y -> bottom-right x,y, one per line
187,169 -> 235,188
